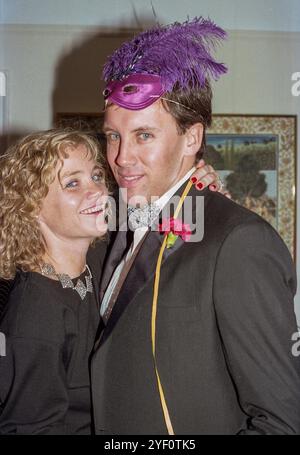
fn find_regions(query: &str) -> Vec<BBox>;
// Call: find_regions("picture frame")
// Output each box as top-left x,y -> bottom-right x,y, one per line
207,115 -> 297,259
55,112 -> 297,259
55,112 -> 103,133
0,71 -> 8,155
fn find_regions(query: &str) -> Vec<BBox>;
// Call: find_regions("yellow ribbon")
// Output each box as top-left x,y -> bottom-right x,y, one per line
151,180 -> 193,435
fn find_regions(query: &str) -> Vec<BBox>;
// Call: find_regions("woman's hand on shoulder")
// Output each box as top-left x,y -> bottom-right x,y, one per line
190,159 -> 231,198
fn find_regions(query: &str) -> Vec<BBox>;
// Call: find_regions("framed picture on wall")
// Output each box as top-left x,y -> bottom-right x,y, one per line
206,115 -> 297,260
55,112 -> 297,259
0,71 -> 7,132
55,111 -> 105,147
0,71 -> 8,154
55,112 -> 103,133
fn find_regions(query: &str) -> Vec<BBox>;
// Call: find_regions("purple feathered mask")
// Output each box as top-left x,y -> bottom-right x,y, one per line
103,17 -> 228,110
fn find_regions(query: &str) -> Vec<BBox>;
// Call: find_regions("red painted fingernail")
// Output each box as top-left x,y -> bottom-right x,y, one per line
210,184 -> 217,191
196,182 -> 204,190
191,177 -> 197,184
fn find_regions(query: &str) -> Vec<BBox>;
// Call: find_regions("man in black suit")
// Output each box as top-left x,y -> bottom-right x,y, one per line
91,18 -> 300,434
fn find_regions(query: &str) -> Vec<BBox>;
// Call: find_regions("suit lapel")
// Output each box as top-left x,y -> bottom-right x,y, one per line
99,229 -> 162,345
99,229 -> 127,302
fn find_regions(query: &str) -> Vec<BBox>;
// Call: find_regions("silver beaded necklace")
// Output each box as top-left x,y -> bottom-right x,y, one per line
41,263 -> 93,301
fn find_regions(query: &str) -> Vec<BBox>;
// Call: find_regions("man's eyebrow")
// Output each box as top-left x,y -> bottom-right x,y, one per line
102,125 -> 116,133
102,125 -> 160,133
132,126 -> 160,133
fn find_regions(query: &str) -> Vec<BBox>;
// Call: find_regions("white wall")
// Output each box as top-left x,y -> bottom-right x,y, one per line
1,0 -> 300,32
1,0 -> 300,321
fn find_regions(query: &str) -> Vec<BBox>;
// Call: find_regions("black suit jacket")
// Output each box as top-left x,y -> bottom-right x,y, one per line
91,186 -> 300,435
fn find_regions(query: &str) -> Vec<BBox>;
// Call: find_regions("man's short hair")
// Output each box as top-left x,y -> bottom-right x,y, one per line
162,80 -> 212,161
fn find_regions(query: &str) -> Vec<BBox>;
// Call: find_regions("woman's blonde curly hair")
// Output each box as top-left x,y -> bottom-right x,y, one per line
0,128 -> 107,280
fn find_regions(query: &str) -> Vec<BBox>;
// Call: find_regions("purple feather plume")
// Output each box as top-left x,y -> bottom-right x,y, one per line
103,17 -> 228,91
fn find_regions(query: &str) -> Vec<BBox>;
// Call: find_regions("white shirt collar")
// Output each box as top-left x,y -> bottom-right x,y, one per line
154,166 -> 196,213
132,166 -> 196,240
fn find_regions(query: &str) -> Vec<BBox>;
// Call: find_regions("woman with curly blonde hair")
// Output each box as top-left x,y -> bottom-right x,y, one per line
0,129 -> 109,434
0,127 -> 221,435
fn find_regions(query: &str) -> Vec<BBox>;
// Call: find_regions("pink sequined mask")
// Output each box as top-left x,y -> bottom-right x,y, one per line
103,74 -> 164,110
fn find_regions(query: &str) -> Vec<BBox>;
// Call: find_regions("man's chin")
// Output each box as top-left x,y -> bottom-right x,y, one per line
119,187 -> 150,207
128,194 -> 150,207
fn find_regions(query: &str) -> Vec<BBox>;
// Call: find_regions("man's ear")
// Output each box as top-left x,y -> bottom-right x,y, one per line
184,123 -> 204,157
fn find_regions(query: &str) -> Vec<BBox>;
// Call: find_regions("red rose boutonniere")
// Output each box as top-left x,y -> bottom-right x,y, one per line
158,217 -> 192,248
